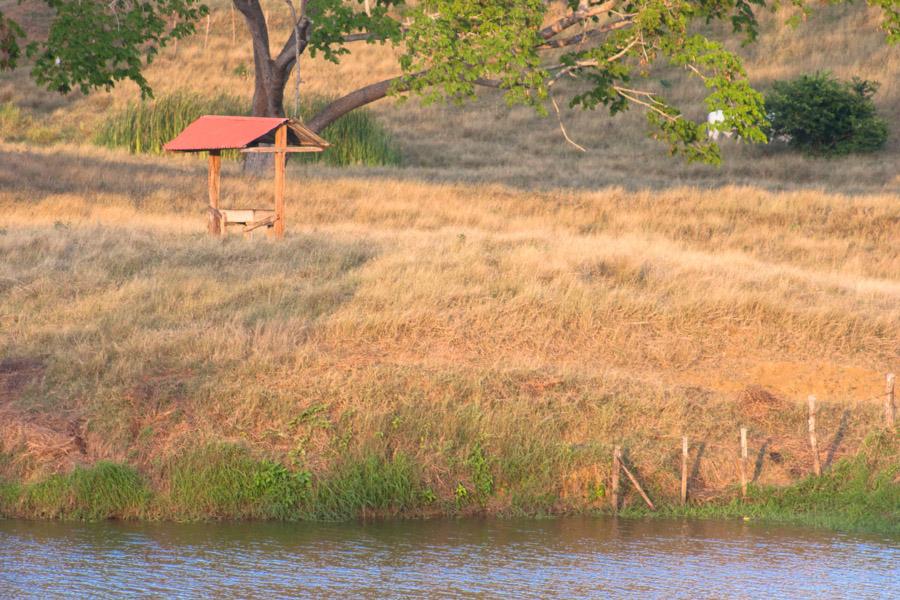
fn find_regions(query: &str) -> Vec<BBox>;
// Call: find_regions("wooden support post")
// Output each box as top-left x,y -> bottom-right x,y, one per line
808,395 -> 821,476
621,461 -> 655,510
739,427 -> 748,498
681,436 -> 689,505
208,150 -> 221,236
885,373 -> 896,429
611,445 -> 621,513
273,124 -> 287,238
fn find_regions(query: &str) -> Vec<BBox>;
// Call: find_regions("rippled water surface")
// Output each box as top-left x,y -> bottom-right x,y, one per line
1,517 -> 897,598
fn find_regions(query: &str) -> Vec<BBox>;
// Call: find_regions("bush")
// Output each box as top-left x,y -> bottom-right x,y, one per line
765,72 -> 888,156
95,92 -> 402,166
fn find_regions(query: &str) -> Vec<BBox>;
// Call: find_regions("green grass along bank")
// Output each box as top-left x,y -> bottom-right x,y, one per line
1,432 -> 897,534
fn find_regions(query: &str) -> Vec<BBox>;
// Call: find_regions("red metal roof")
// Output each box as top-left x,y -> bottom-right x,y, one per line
163,115 -> 329,152
164,116 -> 287,151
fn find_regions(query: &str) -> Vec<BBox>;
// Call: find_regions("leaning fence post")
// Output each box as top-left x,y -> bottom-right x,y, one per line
885,373 -> 896,429
621,461 -> 655,510
739,427 -> 748,498
681,436 -> 689,505
808,395 -> 821,476
611,445 -> 621,513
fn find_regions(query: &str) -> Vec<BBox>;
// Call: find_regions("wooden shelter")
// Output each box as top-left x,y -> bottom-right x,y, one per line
164,116 -> 329,238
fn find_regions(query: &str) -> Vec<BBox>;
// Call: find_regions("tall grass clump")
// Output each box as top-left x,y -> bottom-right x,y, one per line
95,92 -> 401,166
308,452 -> 420,520
167,443 -> 311,520
94,92 -> 249,155
12,462 -> 149,521
291,97 -> 402,167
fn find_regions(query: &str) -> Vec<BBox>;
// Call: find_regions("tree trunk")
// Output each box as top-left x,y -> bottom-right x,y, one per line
234,0 -> 295,174
251,57 -> 289,118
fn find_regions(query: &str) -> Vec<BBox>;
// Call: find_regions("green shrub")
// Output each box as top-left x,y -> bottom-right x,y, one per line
467,442 -> 494,503
0,102 -> 27,139
95,92 -> 401,166
765,72 -> 888,155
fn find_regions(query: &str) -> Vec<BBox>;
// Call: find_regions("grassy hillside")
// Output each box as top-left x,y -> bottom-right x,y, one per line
0,2 -> 897,526
0,143 -> 897,525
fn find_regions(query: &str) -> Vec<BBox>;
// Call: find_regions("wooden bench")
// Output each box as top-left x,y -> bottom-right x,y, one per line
208,207 -> 277,238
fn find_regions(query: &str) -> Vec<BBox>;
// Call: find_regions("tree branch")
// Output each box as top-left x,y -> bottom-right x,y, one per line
342,0 -> 619,46
538,18 -> 632,49
306,73 -> 501,132
274,13 -> 311,72
537,1 -> 618,41
306,76 -> 399,132
306,2 -> 626,133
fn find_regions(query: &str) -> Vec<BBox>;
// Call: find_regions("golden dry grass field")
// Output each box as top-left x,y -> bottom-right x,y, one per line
0,1 -> 898,518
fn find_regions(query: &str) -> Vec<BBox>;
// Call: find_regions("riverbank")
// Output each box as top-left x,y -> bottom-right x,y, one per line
619,431 -> 899,534
1,145 -> 898,534
1,430 -> 897,534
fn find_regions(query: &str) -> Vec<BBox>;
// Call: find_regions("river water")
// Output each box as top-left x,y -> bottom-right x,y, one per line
1,516 -> 897,598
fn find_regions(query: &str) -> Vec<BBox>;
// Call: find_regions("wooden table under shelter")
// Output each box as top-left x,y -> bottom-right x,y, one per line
163,116 -> 329,238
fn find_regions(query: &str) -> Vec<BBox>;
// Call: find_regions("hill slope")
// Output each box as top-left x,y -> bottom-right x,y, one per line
0,1 -> 897,525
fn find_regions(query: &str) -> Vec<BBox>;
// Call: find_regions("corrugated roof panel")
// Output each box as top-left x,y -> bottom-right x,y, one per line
163,115 -> 289,151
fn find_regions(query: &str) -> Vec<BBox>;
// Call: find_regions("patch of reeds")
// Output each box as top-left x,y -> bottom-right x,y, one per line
5,462 -> 149,520
94,92 -> 401,166
166,443 -> 312,521
290,98 -> 402,167
93,92 -> 248,155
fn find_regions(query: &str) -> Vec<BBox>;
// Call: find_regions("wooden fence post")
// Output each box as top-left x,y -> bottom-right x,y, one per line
273,124 -> 287,238
610,446 -> 622,513
621,461 -> 655,510
739,427 -> 748,498
885,373 -> 896,429
207,150 -> 222,236
611,445 -> 621,513
681,436 -> 688,505
808,395 -> 821,476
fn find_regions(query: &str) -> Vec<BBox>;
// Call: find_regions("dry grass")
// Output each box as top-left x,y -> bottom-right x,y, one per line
0,1 -> 897,515
0,142 -> 897,511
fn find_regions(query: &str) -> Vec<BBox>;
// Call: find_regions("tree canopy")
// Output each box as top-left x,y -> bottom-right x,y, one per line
1,0 -> 898,163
